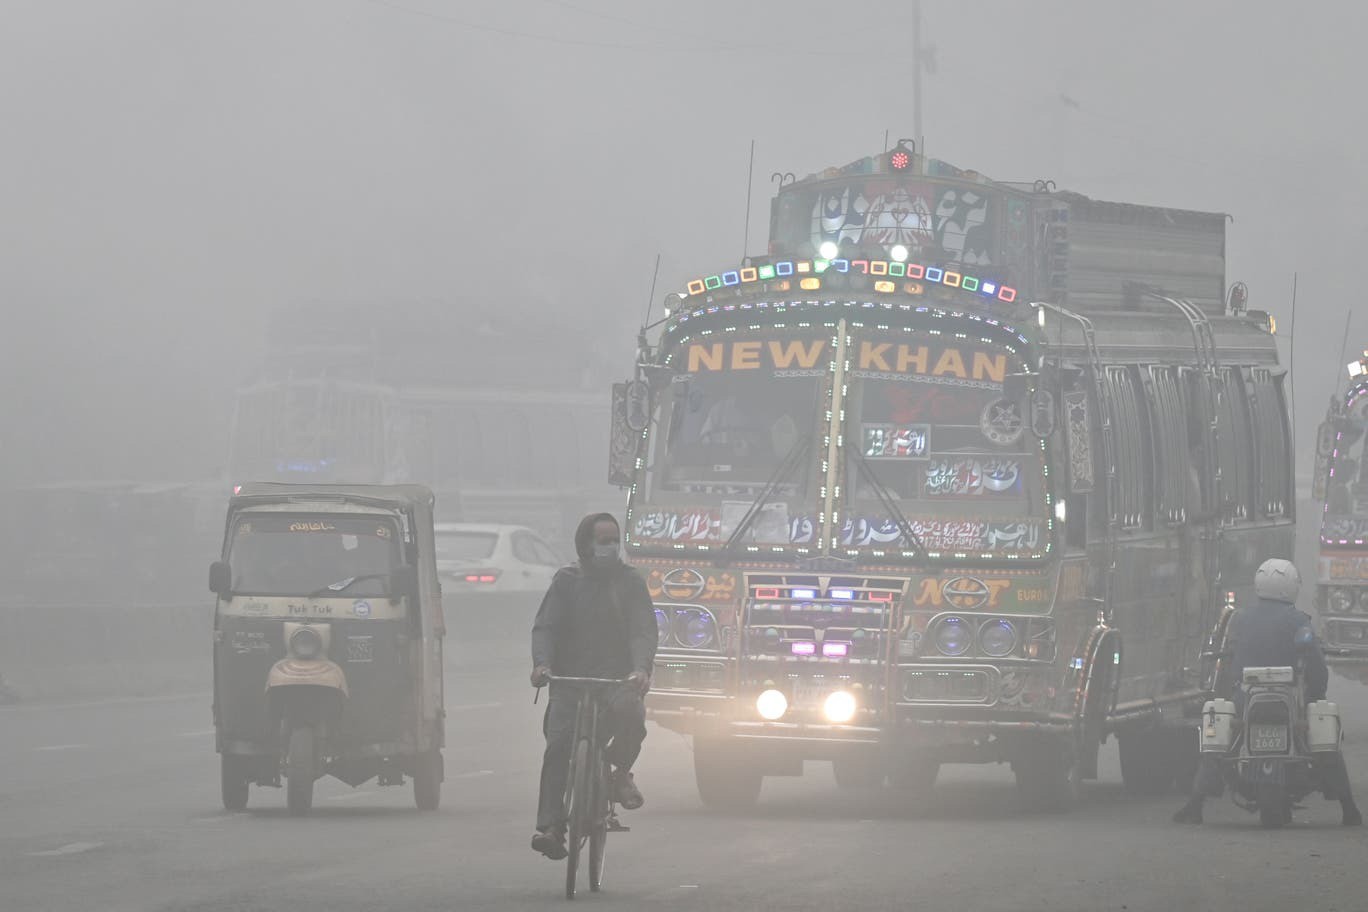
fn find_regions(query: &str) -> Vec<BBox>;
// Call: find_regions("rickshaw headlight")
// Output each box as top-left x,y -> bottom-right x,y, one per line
289,626 -> 324,660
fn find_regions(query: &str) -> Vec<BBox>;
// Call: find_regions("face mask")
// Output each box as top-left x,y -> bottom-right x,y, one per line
592,542 -> 620,563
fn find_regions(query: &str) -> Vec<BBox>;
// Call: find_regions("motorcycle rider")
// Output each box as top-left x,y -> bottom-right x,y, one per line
529,513 -> 658,859
1174,558 -> 1362,825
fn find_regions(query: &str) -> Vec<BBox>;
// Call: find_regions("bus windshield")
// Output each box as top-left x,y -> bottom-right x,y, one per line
635,333 -> 828,548
835,339 -> 1046,556
1325,392 -> 1368,546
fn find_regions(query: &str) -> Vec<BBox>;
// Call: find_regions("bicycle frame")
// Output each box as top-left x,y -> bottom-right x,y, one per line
549,676 -> 627,899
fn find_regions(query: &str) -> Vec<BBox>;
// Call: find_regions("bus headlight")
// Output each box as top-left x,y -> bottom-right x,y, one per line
1329,588 -> 1356,615
756,689 -> 788,721
673,608 -> 717,649
978,619 -> 1018,658
654,608 -> 671,647
933,617 -> 973,656
823,690 -> 858,723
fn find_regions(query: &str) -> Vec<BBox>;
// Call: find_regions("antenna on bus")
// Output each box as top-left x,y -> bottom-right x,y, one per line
1288,272 -> 1298,454
636,253 -> 663,369
742,139 -> 756,262
1333,308 -> 1354,397
641,253 -> 661,327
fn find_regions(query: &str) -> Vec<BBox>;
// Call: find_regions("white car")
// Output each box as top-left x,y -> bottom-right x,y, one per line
434,523 -> 565,597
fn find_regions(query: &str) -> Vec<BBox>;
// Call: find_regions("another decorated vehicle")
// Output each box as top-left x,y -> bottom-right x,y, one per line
609,143 -> 1293,810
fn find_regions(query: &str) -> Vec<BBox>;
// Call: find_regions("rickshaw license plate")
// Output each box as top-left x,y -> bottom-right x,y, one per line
1249,725 -> 1288,752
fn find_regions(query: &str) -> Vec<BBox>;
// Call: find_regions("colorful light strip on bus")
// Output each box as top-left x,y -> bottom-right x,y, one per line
683,260 -> 1016,304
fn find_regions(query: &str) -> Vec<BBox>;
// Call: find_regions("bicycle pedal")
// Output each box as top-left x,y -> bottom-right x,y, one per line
606,816 -> 630,832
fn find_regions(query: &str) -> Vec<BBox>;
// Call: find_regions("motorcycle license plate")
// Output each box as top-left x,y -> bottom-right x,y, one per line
1249,725 -> 1288,753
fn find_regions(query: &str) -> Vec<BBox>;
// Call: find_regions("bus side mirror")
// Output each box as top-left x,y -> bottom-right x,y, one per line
624,379 -> 650,433
1030,388 -> 1056,439
209,561 -> 232,597
390,565 -> 419,603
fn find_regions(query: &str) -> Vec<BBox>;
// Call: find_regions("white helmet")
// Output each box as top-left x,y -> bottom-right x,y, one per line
1254,558 -> 1301,604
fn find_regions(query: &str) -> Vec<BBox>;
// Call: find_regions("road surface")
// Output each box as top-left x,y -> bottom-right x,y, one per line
4,642 -> 1368,912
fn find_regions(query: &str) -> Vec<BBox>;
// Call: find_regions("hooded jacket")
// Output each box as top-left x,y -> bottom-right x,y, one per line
530,514 -> 658,678
1229,597 -> 1329,702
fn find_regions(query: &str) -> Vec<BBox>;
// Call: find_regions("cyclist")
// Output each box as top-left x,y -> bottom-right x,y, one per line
530,513 -> 657,859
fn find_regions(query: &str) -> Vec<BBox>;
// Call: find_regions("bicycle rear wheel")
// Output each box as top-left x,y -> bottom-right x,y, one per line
589,755 -> 608,892
565,737 -> 592,900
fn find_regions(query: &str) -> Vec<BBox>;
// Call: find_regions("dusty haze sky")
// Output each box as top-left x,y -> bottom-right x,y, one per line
1,0 -> 1362,485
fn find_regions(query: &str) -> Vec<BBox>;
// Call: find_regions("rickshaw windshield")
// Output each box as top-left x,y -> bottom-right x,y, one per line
228,514 -> 402,597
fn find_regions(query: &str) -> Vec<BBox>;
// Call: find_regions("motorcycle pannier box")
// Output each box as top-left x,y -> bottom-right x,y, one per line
1308,700 -> 1342,752
1200,699 -> 1236,753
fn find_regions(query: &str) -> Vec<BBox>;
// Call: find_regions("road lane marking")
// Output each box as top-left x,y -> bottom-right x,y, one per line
177,729 -> 217,737
446,702 -> 503,712
450,769 -> 495,779
33,744 -> 89,752
26,842 -> 104,857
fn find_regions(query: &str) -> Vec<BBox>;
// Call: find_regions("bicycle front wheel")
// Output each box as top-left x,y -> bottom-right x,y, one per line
565,737 -> 592,900
589,756 -> 608,892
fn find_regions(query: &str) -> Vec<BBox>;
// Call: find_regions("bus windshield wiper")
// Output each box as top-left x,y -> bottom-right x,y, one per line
849,447 -> 927,560
719,436 -> 812,562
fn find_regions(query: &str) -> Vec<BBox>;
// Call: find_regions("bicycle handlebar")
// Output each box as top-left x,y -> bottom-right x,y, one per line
545,675 -> 630,684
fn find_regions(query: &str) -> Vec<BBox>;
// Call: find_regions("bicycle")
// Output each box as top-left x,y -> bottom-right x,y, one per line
543,675 -> 631,900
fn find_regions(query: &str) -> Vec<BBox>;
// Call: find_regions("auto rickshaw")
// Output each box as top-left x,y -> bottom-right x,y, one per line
209,483 -> 446,815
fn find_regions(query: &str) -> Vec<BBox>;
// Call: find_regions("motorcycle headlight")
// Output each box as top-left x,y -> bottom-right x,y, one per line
673,608 -> 717,649
978,619 -> 1018,658
933,617 -> 973,656
289,626 -> 324,660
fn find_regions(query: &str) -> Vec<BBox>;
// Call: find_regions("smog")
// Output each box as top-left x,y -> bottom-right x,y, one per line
2,2 -> 1367,910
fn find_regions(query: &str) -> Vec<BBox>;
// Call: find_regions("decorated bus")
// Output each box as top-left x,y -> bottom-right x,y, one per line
1314,354 -> 1368,681
612,143 -> 1293,810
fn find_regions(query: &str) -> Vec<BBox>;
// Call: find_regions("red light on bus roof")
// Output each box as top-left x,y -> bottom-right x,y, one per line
888,139 -> 915,171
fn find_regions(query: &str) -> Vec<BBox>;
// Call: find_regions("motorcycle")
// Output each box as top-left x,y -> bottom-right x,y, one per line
1200,664 -> 1346,828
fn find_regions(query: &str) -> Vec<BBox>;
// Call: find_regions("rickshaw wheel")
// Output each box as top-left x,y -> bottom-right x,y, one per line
221,753 -> 249,811
413,749 -> 442,811
286,727 -> 316,817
